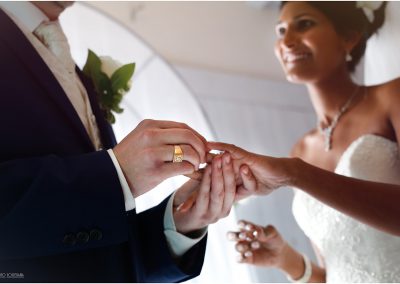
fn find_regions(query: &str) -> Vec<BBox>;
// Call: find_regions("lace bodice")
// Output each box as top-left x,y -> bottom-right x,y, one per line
292,134 -> 400,282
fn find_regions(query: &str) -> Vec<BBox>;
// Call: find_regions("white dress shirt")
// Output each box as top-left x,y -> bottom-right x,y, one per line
0,2 -> 205,257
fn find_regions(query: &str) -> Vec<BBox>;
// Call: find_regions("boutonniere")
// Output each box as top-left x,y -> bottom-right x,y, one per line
83,49 -> 135,124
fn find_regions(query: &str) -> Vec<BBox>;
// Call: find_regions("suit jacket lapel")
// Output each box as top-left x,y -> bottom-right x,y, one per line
76,68 -> 117,148
0,9 -> 94,151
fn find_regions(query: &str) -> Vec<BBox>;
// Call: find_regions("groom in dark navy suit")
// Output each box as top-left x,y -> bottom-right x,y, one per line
0,1 -> 238,282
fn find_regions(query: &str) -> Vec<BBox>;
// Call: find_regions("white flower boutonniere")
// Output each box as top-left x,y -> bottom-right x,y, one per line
83,49 -> 135,124
356,1 -> 383,23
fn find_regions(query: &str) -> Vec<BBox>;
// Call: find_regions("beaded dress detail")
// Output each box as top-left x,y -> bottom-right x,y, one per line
292,134 -> 400,282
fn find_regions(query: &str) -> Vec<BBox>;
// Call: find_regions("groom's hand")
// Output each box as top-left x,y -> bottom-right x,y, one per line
183,151 -> 266,202
113,119 -> 207,197
173,153 -> 236,234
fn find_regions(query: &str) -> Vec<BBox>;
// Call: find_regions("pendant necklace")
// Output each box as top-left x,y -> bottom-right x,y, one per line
317,86 -> 361,152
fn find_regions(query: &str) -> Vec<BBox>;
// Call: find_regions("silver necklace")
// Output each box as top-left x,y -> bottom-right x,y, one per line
317,86 -> 360,152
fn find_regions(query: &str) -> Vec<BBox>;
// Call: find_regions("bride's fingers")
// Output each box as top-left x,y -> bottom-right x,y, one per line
235,241 -> 250,253
237,220 -> 272,242
261,225 -> 279,242
207,142 -> 244,159
237,250 -> 254,264
246,224 -> 278,243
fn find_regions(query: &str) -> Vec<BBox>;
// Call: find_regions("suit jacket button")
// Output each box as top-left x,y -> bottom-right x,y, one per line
89,229 -> 103,241
63,233 -> 76,246
76,231 -> 90,243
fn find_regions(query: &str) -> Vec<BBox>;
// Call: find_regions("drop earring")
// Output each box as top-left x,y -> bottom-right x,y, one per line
346,53 -> 352,62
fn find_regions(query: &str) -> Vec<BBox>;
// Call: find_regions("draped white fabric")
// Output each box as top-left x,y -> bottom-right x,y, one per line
364,1 -> 400,85
60,3 -> 251,283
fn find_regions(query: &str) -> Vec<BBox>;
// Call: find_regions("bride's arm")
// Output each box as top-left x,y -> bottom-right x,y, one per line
208,141 -> 400,236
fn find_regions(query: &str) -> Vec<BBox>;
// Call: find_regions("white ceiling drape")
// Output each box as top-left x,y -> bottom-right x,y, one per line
364,2 -> 400,85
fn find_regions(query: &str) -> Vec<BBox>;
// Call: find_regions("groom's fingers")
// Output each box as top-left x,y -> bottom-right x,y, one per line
173,179 -> 199,206
221,153 -> 236,216
192,165 -> 212,214
159,129 -> 206,163
159,161 -> 195,181
240,165 -> 257,194
146,119 -> 207,145
158,144 -> 200,169
208,156 -> 225,221
184,168 -> 204,181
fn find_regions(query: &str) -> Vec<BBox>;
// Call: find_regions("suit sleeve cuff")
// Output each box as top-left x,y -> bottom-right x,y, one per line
163,192 -> 207,258
107,149 -> 135,211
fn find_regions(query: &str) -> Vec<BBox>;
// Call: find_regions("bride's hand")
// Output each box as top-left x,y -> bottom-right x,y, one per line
208,142 -> 294,198
227,220 -> 288,268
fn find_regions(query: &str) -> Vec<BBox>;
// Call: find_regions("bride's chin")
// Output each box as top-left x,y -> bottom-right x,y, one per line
284,69 -> 317,84
285,74 -> 309,84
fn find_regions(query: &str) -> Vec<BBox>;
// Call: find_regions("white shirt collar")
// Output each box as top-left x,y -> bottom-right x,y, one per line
0,2 -> 49,32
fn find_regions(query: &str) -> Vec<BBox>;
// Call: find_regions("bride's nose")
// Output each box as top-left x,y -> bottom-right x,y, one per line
280,28 -> 299,51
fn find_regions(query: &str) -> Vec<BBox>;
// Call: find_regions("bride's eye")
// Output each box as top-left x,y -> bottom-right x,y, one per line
296,19 -> 315,31
275,25 -> 286,38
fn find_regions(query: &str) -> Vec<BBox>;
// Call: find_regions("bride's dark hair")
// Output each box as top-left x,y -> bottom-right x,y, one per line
280,1 -> 387,72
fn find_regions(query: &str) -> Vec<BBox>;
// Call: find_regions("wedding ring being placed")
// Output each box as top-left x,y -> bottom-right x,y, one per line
172,145 -> 184,163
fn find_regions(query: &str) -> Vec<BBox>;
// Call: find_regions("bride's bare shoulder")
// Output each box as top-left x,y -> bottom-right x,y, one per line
368,77 -> 400,109
290,129 -> 319,159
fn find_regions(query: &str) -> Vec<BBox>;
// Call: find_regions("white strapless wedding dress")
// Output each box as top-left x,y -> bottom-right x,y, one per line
292,134 -> 400,282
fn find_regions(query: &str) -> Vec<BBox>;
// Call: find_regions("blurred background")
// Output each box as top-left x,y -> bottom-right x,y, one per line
60,1 -> 400,282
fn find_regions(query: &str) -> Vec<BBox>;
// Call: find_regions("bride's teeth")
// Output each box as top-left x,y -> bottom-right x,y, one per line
285,53 -> 310,62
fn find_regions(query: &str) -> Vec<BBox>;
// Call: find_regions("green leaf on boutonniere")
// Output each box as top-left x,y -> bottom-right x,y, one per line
111,63 -> 135,95
83,49 -> 135,124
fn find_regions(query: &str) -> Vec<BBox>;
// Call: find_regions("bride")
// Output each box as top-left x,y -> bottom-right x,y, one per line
208,1 -> 400,282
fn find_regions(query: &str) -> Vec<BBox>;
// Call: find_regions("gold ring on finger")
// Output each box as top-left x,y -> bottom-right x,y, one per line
173,145 -> 184,163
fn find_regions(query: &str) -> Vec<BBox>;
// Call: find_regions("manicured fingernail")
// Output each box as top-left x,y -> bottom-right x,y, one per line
246,236 -> 253,242
237,244 -> 244,252
252,230 -> 259,238
227,232 -> 236,241
236,254 -> 244,262
251,241 -> 260,249
239,232 -> 246,240
238,221 -> 246,229
245,224 -> 253,231
242,166 -> 249,175
244,251 -> 253,258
